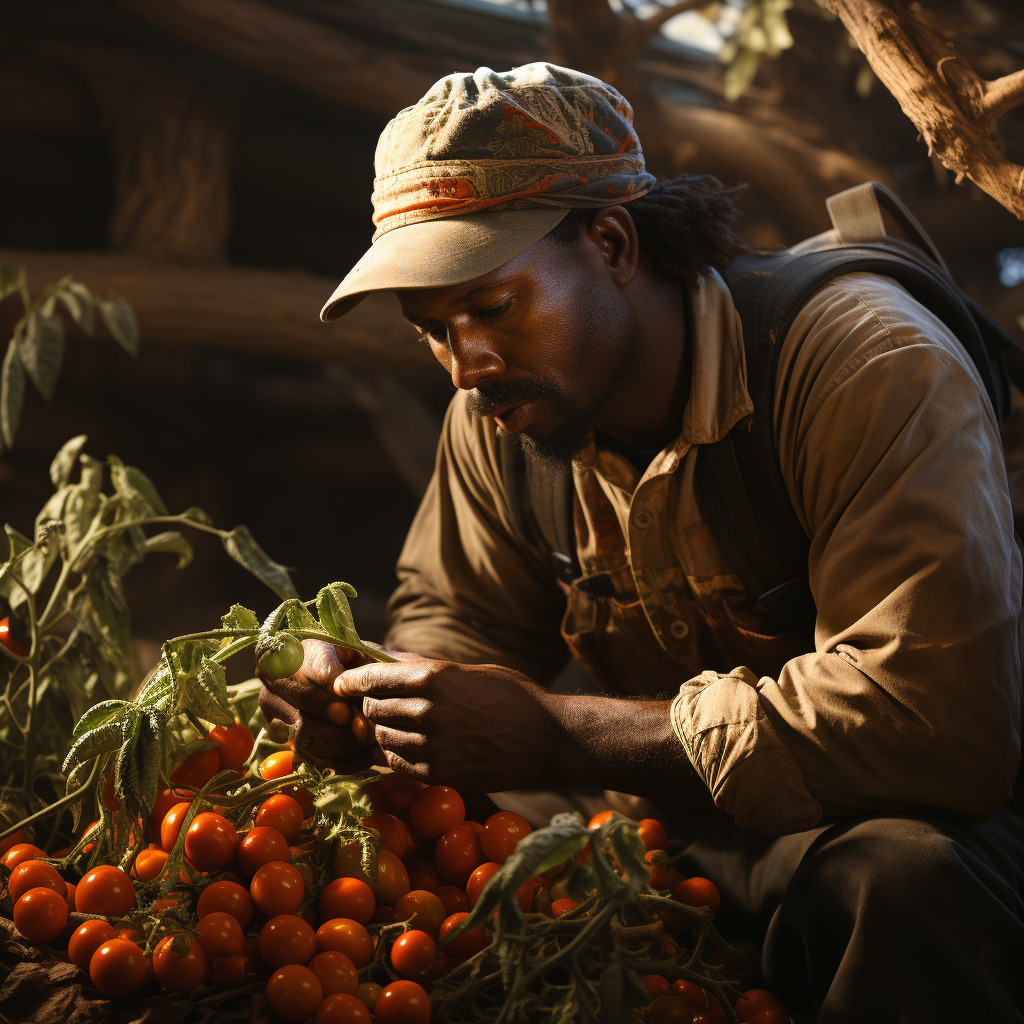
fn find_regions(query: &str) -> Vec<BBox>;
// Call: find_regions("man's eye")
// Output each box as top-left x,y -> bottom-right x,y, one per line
477,298 -> 514,320
414,322 -> 447,345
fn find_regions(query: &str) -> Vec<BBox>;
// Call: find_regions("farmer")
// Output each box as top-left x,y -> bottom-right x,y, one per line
260,65 -> 1024,1021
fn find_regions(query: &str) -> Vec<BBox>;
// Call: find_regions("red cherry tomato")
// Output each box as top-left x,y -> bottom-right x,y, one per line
402,827 -> 435,865
747,1010 -> 790,1024
198,911 -> 245,958
184,812 -> 238,872
409,786 -> 464,839
735,990 -> 786,1022
378,773 -> 426,817
332,845 -> 410,907
197,879 -> 254,927
356,982 -> 381,1012
8,860 -> 66,902
390,930 -> 436,977
315,918 -> 373,968
260,750 -> 294,780
551,898 -> 578,918
480,811 -> 532,863
152,935 -> 208,992
374,980 -> 432,1024
434,824 -> 485,885
637,818 -> 669,852
256,793 -> 304,844
208,723 -> 255,771
0,828 -> 31,858
266,964 -> 323,1022
1,843 -> 45,870
587,810 -> 614,830
89,938 -> 147,997
259,914 -> 317,970
466,861 -> 500,908
407,859 -> 444,892
14,887 -> 69,943
207,955 -> 246,985
68,919 -> 117,970
673,979 -> 709,1010
319,877 -> 375,925
131,847 -> 169,882
643,975 -> 673,1000
674,877 -> 721,914
645,850 -> 679,890
435,885 -> 470,917
251,860 -> 305,917
75,865 -> 135,917
150,788 -> 191,839
0,616 -> 28,656
309,949 -> 359,997
160,801 -> 193,852
360,814 -> 408,859
238,826 -> 290,876
315,992 -> 371,1024
171,745 -> 220,788
438,912 -> 489,958
393,889 -> 446,939
647,995 -> 697,1023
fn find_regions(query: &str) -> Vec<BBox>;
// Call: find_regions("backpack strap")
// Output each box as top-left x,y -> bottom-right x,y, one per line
497,432 -> 581,585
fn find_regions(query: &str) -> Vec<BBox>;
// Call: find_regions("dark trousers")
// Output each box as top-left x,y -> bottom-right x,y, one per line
675,806 -> 1024,1023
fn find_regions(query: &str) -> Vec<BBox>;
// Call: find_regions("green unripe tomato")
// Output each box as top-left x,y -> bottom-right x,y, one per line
257,634 -> 304,679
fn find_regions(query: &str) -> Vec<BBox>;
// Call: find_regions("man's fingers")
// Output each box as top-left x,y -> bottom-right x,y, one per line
333,661 -> 430,700
373,724 -> 428,760
259,686 -> 300,728
262,674 -> 340,721
362,696 -> 431,728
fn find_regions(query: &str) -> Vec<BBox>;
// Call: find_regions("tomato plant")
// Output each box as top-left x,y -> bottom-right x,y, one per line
259,914 -> 317,970
152,935 -> 208,992
257,634 -> 305,680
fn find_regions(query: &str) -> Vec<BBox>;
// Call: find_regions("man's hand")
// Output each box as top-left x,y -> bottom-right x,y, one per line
258,639 -> 384,772
334,655 -> 563,794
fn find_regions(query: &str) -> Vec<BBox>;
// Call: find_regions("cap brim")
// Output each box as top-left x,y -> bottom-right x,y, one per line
320,207 -> 570,321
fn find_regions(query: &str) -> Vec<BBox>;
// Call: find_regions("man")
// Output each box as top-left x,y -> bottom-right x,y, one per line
259,64 -> 1024,1021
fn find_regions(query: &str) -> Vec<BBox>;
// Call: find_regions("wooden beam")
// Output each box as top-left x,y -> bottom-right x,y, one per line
110,0 -> 438,117
0,249 -> 445,382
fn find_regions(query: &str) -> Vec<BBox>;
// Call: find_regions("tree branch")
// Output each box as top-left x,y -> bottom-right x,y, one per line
820,0 -> 1024,219
639,0 -> 711,38
983,68 -> 1024,122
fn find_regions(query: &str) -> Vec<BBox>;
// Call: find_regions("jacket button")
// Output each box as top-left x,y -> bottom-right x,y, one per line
670,619 -> 689,639
633,509 -> 651,529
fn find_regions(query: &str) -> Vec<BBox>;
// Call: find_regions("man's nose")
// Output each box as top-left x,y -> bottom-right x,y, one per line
448,329 -> 505,390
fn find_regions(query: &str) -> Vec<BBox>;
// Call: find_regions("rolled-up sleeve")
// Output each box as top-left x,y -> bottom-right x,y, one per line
671,273 -> 1023,834
385,390 -> 569,683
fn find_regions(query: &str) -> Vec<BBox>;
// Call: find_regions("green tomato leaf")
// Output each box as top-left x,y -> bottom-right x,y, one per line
1,335 -> 26,449
604,818 -> 650,895
222,604 -> 259,632
57,280 -> 95,334
108,455 -> 169,516
316,583 -> 360,644
0,265 -> 24,303
72,698 -> 131,740
597,947 -> 650,1024
17,311 -> 65,401
222,525 -> 297,600
63,719 -> 124,779
97,297 -> 139,356
49,434 -> 88,489
143,530 -> 193,569
283,598 -> 319,632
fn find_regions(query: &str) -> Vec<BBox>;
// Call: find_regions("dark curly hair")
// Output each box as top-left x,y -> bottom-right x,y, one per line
549,174 -> 751,281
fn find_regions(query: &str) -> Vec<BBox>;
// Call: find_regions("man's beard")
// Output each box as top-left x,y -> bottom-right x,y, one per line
465,323 -> 636,468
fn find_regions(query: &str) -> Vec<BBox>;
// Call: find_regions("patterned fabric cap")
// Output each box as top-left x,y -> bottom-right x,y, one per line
370,63 -> 655,240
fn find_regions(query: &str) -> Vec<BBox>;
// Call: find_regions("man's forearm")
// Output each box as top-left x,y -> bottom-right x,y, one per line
541,692 -> 716,808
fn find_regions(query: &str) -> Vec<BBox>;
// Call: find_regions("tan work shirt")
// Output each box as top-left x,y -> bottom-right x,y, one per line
385,270 -> 1024,836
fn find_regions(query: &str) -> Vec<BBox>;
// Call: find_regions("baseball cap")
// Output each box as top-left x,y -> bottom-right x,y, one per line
320,62 -> 655,321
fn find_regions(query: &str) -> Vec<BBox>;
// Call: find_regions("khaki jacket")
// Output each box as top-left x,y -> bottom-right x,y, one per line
385,270 -> 1024,836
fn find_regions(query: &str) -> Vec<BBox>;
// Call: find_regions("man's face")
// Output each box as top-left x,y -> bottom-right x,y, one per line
397,226 -> 638,464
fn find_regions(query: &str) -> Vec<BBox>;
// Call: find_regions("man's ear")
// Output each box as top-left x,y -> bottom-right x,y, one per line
584,206 -> 639,288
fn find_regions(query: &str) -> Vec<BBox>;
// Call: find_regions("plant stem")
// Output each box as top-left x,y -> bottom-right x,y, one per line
0,757 -> 101,844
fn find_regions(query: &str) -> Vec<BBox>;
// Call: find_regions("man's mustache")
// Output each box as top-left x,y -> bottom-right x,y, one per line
465,377 -> 558,417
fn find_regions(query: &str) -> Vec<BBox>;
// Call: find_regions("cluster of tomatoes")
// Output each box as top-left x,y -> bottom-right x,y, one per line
0,717 -> 790,1024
